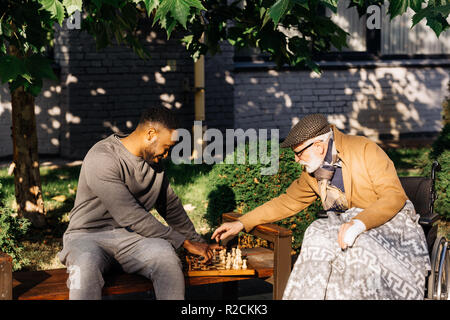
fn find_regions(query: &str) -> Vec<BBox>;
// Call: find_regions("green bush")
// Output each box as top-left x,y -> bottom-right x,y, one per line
423,84 -> 450,220
206,140 -> 321,254
0,206 -> 31,271
0,182 -> 31,271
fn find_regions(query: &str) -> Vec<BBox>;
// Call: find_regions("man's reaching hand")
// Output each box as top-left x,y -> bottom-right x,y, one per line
182,240 -> 222,263
211,221 -> 244,243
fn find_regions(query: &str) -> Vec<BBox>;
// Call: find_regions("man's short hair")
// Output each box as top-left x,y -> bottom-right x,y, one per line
306,128 -> 333,145
139,106 -> 179,130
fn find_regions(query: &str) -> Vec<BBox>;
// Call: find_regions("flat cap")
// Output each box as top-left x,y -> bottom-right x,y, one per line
280,113 -> 331,148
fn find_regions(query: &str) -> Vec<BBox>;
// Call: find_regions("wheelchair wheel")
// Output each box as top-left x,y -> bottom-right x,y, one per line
427,236 -> 449,300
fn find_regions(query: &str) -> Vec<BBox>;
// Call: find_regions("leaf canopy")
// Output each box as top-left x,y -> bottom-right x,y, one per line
1,0 -> 448,96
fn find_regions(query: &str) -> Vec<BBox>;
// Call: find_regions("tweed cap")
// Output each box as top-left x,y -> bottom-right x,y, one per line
280,114 -> 331,148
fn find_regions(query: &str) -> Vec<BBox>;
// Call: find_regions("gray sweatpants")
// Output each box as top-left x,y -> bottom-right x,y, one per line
57,227 -> 185,300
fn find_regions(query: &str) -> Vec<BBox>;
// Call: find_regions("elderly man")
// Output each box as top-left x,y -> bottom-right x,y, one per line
212,114 -> 431,300
58,106 -> 216,300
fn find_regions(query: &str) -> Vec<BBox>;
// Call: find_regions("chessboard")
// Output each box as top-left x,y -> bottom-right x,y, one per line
184,247 -> 256,277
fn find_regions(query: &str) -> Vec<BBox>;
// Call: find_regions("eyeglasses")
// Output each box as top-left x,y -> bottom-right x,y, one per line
293,142 -> 314,158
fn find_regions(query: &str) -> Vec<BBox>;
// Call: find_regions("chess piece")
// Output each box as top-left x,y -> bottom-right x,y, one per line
242,259 -> 247,270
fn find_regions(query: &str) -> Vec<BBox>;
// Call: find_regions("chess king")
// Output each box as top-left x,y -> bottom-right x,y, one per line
58,106 -> 219,300
212,113 -> 431,300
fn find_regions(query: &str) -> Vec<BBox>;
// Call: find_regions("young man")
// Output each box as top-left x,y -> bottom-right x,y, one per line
212,113 -> 431,300
58,107 -> 215,300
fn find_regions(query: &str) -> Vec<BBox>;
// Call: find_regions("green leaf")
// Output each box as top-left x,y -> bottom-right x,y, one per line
9,76 -> 29,92
389,0 -> 410,19
0,56 -> 26,84
27,79 -> 43,97
412,9 -> 428,26
142,0 -> 160,14
92,0 -> 102,8
292,0 -> 309,10
268,0 -> 290,25
320,0 -> 338,14
427,18 -> 443,36
0,19 -> 13,37
63,0 -> 83,16
410,0 -> 425,12
305,59 -> 321,74
412,4 -> 450,32
39,0 -> 65,25
24,55 -> 58,81
154,0 -> 204,31
181,34 -> 194,49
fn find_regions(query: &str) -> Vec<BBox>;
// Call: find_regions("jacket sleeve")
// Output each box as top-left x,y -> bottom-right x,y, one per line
84,152 -> 186,249
154,174 -> 206,243
352,141 -> 408,230
238,170 -> 318,232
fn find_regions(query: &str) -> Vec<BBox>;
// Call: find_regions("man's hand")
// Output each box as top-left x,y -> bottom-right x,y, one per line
211,221 -> 244,243
337,219 -> 366,250
183,240 -> 222,263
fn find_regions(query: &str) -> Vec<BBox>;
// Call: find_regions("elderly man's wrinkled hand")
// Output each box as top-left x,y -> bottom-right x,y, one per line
337,219 -> 366,250
211,221 -> 244,243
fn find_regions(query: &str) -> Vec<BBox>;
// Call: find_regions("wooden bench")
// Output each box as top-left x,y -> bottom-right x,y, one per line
0,212 -> 292,300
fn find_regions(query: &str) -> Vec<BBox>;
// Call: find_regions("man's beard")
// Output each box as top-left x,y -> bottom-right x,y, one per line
142,148 -> 158,164
300,152 -> 324,173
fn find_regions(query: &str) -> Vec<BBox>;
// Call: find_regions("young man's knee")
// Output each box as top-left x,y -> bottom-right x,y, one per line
67,252 -> 108,284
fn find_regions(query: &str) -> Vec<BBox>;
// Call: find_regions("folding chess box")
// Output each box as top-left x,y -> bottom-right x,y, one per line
185,247 -> 256,277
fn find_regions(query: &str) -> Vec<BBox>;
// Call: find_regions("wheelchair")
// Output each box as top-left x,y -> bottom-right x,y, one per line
317,161 -> 449,300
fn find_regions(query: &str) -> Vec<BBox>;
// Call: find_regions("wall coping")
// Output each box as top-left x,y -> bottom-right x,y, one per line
234,59 -> 450,72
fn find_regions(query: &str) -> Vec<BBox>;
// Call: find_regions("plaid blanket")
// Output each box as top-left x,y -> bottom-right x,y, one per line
282,200 -> 431,300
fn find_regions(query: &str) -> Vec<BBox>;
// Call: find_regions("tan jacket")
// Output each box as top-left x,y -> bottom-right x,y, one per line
238,125 -> 408,232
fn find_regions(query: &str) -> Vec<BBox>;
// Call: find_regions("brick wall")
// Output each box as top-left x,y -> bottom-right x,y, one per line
234,64 -> 449,141
0,80 -> 62,158
204,42 -> 235,132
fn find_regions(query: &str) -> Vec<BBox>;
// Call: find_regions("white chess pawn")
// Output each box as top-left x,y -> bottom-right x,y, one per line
242,259 -> 247,270
226,261 -> 231,270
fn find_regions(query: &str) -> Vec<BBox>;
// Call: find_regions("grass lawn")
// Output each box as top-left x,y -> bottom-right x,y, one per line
0,146 -> 448,271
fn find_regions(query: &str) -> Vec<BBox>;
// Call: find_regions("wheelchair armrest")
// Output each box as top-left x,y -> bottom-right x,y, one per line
317,210 -> 328,219
419,212 -> 440,227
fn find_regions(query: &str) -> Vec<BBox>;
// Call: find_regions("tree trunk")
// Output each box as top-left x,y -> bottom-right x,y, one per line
10,85 -> 47,228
